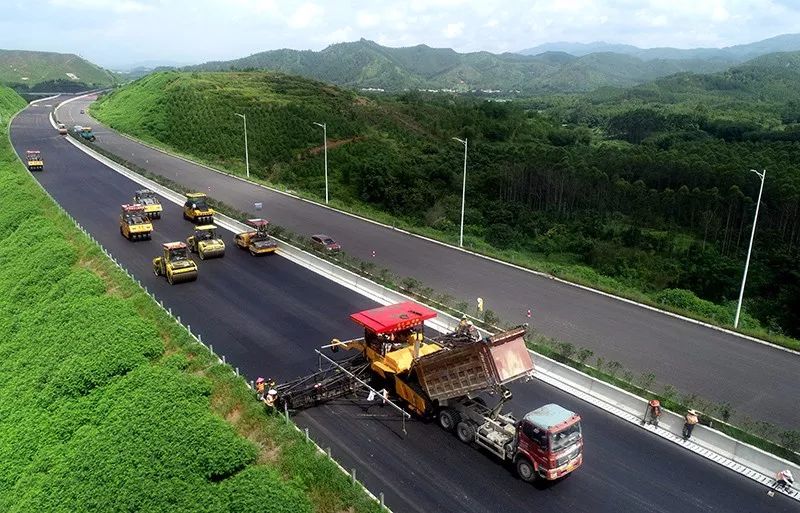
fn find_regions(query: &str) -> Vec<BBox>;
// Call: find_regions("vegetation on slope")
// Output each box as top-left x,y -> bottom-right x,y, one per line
1,86 -> 379,512
0,49 -> 117,92
92,70 -> 800,343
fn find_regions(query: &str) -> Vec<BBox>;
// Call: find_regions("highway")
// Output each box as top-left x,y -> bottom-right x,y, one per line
58,95 -> 800,430
13,102 -> 797,513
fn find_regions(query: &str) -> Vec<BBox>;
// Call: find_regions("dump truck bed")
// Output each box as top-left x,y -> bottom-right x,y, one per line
416,326 -> 533,401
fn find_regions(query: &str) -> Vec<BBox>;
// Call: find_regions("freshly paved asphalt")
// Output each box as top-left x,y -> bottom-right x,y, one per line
56,96 -> 800,430
12,102 -> 796,512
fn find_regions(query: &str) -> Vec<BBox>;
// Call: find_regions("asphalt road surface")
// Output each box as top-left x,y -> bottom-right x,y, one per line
56,96 -> 800,430
12,101 -> 797,512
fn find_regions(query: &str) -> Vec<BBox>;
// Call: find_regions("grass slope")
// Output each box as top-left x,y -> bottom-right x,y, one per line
0,86 -> 379,512
0,49 -> 117,91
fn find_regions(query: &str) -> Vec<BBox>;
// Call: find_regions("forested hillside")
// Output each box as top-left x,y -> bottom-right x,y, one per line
0,49 -> 117,91
188,39 -> 731,93
93,69 -> 800,338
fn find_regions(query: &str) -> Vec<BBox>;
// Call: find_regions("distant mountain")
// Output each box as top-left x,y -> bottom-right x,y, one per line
0,49 -> 117,92
188,39 -> 732,93
519,33 -> 800,63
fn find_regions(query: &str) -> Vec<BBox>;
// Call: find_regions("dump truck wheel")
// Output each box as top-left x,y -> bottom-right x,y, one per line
456,420 -> 476,444
515,457 -> 537,483
438,408 -> 461,433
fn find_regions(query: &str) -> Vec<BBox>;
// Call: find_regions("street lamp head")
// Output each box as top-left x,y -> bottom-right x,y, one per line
452,137 -> 467,145
750,168 -> 765,179
313,122 -> 325,128
234,113 -> 245,119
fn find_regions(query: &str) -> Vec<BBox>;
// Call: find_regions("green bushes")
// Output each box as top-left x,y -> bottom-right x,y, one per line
1,86 -> 376,512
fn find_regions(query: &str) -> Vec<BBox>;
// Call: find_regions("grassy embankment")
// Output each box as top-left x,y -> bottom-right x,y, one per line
0,86 -> 379,512
91,71 -> 798,350
0,49 -> 117,93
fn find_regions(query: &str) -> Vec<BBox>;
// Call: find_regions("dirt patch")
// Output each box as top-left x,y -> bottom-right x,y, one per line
353,97 -> 369,106
306,136 -> 366,156
226,405 -> 243,424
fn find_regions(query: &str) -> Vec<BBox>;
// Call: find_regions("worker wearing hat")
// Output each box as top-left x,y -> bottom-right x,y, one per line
682,409 -> 699,440
264,389 -> 278,409
255,377 -> 266,400
768,469 -> 794,496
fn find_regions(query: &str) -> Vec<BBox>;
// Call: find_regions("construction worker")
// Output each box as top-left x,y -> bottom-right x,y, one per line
682,409 -> 699,440
466,320 -> 482,342
643,399 -> 661,426
456,316 -> 469,337
264,389 -> 278,409
768,469 -> 794,496
255,377 -> 266,400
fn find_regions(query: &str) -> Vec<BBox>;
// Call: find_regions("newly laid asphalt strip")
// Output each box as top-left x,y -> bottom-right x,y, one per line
60,96 -> 800,430
14,103 -> 796,512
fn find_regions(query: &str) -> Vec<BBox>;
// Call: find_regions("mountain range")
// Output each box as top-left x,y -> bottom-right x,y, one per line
187,34 -> 800,94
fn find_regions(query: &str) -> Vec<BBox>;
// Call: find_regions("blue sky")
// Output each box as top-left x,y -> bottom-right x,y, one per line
3,0 -> 800,68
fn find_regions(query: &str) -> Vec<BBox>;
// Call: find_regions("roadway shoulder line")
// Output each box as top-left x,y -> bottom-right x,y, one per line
65,96 -> 799,356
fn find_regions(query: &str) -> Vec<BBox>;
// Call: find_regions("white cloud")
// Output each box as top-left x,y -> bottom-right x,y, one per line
443,22 -> 464,39
287,2 -> 323,29
356,10 -> 380,28
49,0 -> 153,13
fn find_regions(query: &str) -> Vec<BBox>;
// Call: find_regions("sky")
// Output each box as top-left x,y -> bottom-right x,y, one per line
2,0 -> 800,69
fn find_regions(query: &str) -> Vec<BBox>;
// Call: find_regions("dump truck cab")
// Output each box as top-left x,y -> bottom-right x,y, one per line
152,241 -> 198,284
119,204 -> 153,241
133,189 -> 163,219
182,192 -> 214,224
26,150 -> 43,171
514,404 -> 583,481
186,224 -> 225,260
234,218 -> 278,255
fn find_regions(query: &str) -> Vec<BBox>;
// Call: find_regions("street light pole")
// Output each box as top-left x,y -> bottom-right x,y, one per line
453,137 -> 468,247
734,168 -> 766,329
313,122 -> 328,204
234,113 -> 249,178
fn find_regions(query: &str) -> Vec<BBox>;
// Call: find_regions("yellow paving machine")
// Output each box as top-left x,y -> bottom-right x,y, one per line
234,218 -> 278,255
186,224 -> 225,260
119,204 -> 153,241
26,150 -> 43,171
133,189 -> 163,219
182,192 -> 214,224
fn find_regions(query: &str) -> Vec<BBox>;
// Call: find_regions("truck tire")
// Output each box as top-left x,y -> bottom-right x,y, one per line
456,420 -> 476,444
515,457 -> 537,483
438,408 -> 461,432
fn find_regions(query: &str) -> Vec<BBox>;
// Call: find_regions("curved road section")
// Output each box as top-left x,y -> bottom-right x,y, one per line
12,100 -> 796,512
58,96 -> 800,430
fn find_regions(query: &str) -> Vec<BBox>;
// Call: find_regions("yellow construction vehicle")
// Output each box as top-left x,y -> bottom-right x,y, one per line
133,189 -> 163,219
234,218 -> 278,255
186,224 -> 225,260
152,242 -> 198,284
278,302 -> 584,483
119,204 -> 153,241
182,192 -> 214,224
26,150 -> 43,171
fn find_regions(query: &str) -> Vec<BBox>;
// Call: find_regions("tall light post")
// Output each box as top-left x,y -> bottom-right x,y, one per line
234,113 -> 249,178
452,137 -> 468,247
313,122 -> 329,204
734,168 -> 766,329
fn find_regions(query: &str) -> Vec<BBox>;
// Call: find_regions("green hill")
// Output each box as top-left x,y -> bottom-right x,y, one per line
188,39 -> 729,93
0,49 -> 117,91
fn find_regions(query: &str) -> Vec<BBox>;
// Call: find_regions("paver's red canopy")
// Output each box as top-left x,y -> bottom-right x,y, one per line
350,301 -> 437,334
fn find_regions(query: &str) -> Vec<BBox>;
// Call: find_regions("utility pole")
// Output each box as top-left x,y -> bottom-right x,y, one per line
734,169 -> 766,329
314,122 -> 329,203
234,113 -> 249,178
452,137 -> 468,247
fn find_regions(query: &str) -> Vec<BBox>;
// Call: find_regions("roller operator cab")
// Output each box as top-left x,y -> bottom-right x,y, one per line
319,302 -> 583,483
152,242 -> 198,285
183,193 -> 214,224
186,224 -> 225,260
133,189 -> 163,219
25,150 -> 43,171
234,218 -> 278,255
119,204 -> 153,241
